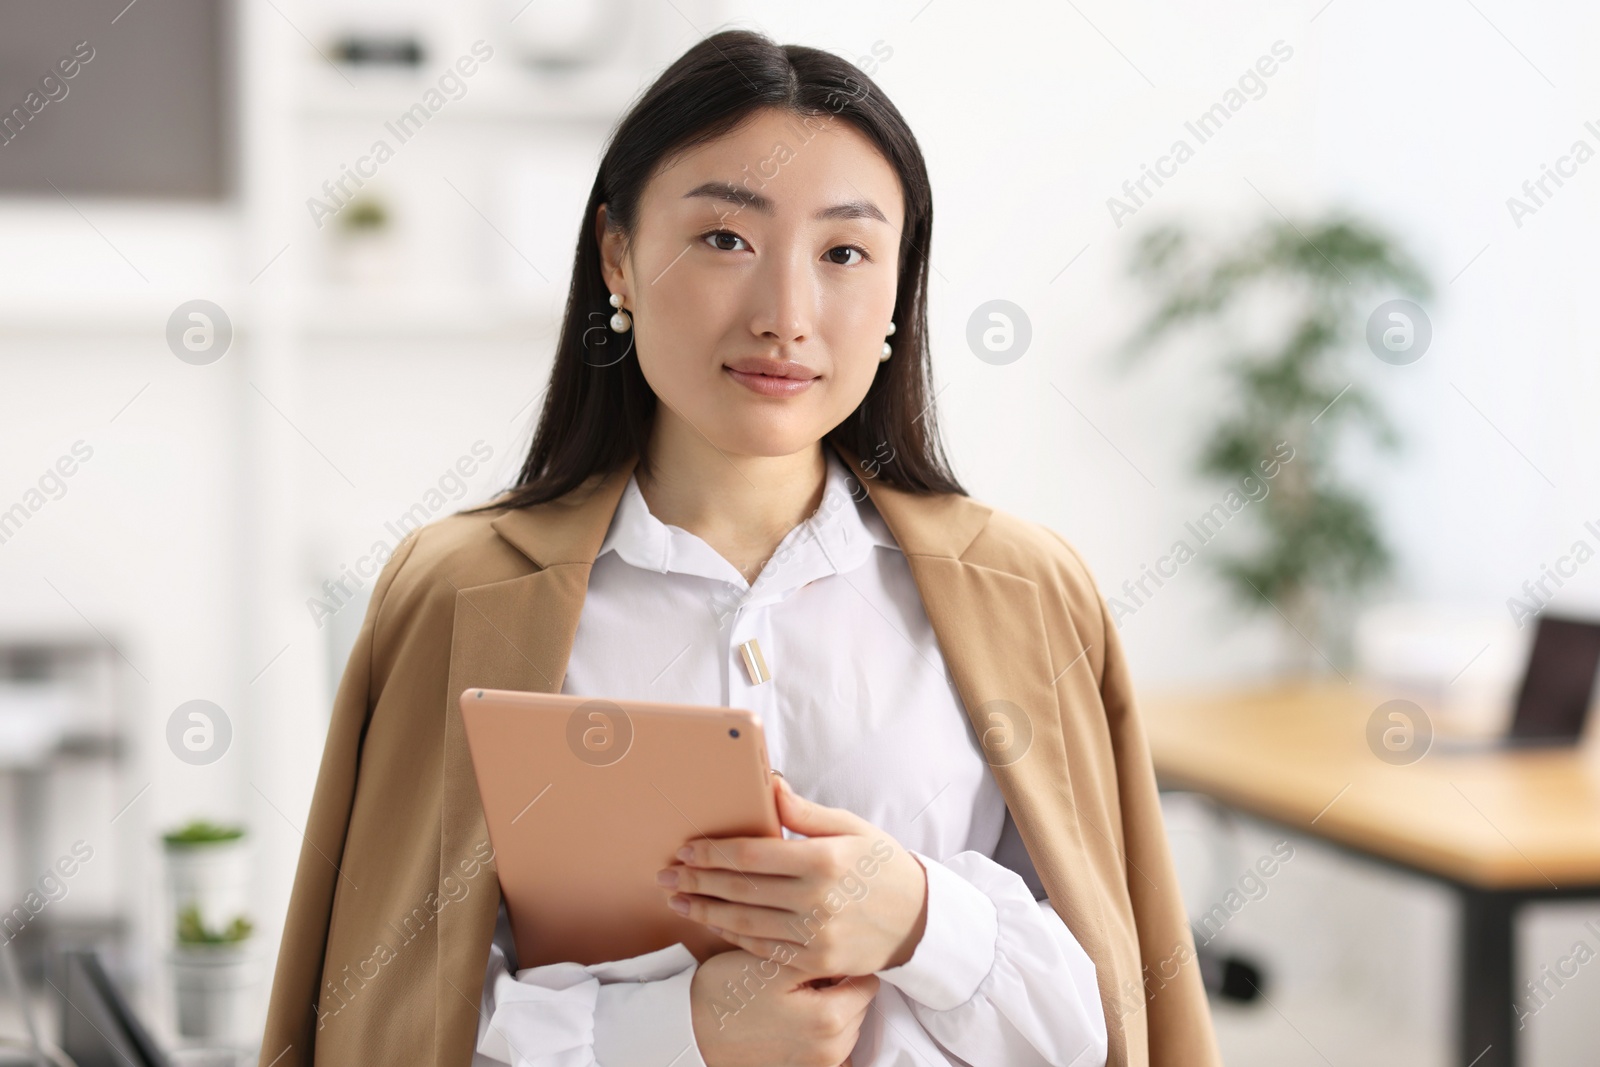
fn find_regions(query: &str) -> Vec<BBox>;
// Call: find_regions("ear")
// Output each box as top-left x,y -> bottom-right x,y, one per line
595,203 -> 628,300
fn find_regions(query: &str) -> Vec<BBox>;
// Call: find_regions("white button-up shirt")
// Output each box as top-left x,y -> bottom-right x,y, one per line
473,447 -> 1107,1067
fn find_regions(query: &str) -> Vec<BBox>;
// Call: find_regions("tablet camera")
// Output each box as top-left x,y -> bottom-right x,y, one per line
728,727 -> 740,738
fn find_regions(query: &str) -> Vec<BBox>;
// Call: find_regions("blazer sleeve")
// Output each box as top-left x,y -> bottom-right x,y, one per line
257,530 -> 422,1067
1048,528 -> 1223,1067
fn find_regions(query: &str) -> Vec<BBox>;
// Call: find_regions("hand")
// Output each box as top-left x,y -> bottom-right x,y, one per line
660,774 -> 929,980
690,947 -> 877,1067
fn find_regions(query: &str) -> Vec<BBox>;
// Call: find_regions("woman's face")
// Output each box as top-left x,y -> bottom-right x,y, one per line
599,107 -> 905,459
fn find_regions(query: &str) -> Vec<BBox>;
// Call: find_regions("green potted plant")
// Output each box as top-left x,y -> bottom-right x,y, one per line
163,820 -> 258,1040
332,191 -> 399,286
170,903 -> 259,1040
163,820 -> 248,929
1117,211 -> 1433,674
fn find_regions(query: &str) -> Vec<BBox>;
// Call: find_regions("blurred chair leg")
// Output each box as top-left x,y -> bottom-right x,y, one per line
1196,943 -> 1266,1003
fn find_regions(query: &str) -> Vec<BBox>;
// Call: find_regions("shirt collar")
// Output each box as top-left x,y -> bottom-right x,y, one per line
598,446 -> 899,605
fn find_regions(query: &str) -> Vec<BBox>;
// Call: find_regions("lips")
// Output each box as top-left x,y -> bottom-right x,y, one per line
722,356 -> 819,380
724,364 -> 819,397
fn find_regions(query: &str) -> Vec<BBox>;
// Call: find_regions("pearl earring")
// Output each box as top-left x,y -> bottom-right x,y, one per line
880,320 -> 896,362
608,292 -> 632,333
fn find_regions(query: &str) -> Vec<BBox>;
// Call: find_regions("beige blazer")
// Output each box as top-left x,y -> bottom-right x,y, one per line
258,440 -> 1222,1067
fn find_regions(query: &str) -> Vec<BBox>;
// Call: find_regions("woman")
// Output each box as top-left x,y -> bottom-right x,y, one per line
259,29 -> 1219,1067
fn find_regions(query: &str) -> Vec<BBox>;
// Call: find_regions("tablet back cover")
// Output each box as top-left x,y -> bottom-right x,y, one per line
460,687 -> 781,967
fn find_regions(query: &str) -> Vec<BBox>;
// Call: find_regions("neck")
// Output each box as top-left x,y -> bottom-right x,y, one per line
635,410 -> 828,583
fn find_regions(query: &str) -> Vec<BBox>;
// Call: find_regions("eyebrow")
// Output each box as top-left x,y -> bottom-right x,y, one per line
682,180 -> 888,224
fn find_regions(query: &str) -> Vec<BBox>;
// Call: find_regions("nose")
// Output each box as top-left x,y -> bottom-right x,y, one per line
748,245 -> 816,349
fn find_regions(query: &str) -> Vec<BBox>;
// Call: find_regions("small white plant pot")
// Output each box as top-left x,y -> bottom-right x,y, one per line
329,231 -> 402,287
170,941 -> 260,1041
163,836 -> 250,935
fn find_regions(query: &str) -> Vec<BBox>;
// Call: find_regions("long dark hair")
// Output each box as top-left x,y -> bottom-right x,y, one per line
469,28 -> 964,513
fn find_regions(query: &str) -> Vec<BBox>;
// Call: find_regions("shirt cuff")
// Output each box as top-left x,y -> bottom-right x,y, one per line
593,962 -> 708,1067
477,941 -> 705,1067
873,848 -> 999,1011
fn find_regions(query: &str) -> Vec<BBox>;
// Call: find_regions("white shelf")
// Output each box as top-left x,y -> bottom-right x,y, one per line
303,287 -> 559,339
295,66 -> 643,125
0,289 -> 557,340
0,292 -> 237,337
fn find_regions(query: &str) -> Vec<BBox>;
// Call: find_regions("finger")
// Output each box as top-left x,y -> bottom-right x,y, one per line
660,865 -> 806,909
669,893 -> 808,944
833,973 -> 880,1023
676,834 -> 828,877
845,972 -> 880,1005
808,972 -> 879,1015
705,925 -> 805,965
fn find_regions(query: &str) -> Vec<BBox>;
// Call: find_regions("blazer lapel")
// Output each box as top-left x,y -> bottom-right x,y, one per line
434,441 -> 1110,1063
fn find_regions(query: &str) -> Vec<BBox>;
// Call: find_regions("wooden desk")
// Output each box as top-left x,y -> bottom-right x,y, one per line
1141,681 -> 1600,1067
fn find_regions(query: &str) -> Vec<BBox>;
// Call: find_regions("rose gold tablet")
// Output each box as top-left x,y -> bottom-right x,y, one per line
459,687 -> 781,968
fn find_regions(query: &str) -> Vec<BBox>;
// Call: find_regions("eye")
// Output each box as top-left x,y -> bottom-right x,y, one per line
701,230 -> 748,252
825,245 -> 868,267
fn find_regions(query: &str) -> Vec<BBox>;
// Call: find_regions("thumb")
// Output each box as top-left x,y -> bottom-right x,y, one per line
776,774 -> 861,837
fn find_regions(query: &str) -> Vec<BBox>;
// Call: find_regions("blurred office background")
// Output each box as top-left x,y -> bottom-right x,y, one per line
1,0 -> 1598,1063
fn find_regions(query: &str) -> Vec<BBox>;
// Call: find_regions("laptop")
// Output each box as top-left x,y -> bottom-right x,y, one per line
1437,613 -> 1600,751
